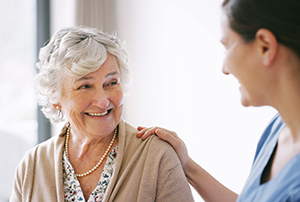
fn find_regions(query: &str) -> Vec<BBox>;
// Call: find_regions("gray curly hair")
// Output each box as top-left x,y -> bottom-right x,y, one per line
35,26 -> 131,123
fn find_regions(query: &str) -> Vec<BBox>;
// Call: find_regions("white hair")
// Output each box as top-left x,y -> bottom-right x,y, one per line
35,26 -> 131,123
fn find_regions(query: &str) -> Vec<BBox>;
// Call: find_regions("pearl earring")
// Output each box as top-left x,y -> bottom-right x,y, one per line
56,106 -> 60,110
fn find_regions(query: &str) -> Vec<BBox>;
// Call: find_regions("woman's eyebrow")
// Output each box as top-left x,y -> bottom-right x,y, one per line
106,71 -> 119,78
74,76 -> 93,83
74,71 -> 119,83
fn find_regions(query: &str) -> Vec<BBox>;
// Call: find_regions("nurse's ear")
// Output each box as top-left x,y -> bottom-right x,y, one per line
255,28 -> 278,67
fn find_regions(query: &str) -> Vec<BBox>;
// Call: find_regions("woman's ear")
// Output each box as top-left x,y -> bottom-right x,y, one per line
53,104 -> 61,111
255,28 -> 278,67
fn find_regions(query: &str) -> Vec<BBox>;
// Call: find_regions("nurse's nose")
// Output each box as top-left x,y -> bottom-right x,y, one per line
222,61 -> 230,75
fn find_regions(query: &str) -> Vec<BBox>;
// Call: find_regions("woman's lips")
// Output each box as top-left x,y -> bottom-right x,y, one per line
85,109 -> 112,117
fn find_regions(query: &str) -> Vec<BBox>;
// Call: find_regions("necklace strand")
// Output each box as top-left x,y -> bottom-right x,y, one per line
65,126 -> 117,178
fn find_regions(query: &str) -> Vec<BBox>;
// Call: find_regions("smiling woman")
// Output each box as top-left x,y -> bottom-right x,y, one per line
10,26 -> 194,202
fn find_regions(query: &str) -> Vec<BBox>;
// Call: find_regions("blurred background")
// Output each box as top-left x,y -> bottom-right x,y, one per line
0,0 -> 277,201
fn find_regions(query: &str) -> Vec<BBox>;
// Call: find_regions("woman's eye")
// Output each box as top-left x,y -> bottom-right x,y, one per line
78,84 -> 90,89
110,81 -> 117,85
107,80 -> 118,86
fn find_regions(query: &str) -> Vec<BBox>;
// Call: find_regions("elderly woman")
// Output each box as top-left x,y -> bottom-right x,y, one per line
10,27 -> 194,202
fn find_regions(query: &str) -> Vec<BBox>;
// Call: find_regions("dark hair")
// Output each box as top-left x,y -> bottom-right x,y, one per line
222,0 -> 300,58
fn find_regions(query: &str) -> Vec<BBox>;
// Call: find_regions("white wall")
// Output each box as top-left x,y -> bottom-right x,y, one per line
50,0 -> 75,34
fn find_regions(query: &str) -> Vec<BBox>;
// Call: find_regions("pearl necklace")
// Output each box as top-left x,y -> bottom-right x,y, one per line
65,126 -> 117,178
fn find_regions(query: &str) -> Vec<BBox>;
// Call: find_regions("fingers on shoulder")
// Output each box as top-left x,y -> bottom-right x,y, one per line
136,126 -> 158,139
155,129 -> 182,148
136,126 -> 179,144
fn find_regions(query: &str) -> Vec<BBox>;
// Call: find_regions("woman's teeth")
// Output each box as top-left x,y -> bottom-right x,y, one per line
88,111 -> 108,116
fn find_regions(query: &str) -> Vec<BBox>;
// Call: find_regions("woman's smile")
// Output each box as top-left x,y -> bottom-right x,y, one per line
85,110 -> 110,117
84,108 -> 113,118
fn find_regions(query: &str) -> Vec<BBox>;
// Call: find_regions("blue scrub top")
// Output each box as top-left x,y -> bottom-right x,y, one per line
237,114 -> 300,202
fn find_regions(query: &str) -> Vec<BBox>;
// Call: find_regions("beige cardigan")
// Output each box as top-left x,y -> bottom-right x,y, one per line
10,119 -> 194,202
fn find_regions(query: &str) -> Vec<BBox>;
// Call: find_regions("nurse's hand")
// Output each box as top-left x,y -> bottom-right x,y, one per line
136,126 -> 189,170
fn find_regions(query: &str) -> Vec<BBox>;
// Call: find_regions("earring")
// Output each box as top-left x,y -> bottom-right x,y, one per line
56,106 -> 60,110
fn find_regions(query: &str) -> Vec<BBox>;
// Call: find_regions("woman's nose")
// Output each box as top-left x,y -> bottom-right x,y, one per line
92,89 -> 110,109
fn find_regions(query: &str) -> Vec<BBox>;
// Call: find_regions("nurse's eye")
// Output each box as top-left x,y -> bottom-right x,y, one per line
78,84 -> 90,89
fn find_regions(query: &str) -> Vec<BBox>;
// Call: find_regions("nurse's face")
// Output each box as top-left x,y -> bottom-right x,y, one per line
220,13 -> 266,107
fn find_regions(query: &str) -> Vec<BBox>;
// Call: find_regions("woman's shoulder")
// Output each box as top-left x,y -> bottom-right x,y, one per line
30,134 -> 64,153
121,119 -> 180,162
123,119 -> 175,146
18,135 -> 64,167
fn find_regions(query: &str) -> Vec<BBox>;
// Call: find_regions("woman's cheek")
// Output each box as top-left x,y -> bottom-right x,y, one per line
61,93 -> 84,114
116,90 -> 125,107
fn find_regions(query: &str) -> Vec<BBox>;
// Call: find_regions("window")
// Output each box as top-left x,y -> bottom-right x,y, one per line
0,0 -> 37,200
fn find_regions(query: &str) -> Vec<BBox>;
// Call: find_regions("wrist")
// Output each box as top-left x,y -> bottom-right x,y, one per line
183,157 -> 198,178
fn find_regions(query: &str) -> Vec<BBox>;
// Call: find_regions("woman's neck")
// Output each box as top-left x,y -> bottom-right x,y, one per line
68,128 -> 115,159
